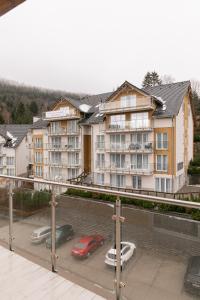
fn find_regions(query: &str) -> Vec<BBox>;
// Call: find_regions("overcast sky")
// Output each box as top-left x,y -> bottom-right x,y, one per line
0,0 -> 199,94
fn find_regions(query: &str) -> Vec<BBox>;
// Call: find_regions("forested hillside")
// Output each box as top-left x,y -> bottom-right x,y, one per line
0,79 -> 83,124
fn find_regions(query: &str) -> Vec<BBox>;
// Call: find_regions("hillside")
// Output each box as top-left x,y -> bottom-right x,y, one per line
0,79 -> 84,124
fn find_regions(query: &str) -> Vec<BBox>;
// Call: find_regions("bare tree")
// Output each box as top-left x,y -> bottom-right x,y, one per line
161,74 -> 175,84
191,79 -> 200,96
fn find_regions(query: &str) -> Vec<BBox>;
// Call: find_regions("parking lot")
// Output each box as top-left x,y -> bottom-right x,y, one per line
0,196 -> 199,300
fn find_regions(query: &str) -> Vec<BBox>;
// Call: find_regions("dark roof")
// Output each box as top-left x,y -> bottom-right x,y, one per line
0,124 -> 31,148
31,119 -> 49,129
80,92 -> 112,113
143,81 -> 191,117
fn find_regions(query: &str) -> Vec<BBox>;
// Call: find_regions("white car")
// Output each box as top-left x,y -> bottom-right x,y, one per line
105,241 -> 136,267
31,226 -> 51,244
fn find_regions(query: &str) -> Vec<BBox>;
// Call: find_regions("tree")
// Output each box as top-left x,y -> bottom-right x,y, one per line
29,101 -> 38,114
0,113 -> 5,124
191,79 -> 200,96
142,71 -> 162,88
161,74 -> 175,84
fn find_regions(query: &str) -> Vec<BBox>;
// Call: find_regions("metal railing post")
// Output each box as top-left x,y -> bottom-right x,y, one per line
8,180 -> 14,251
50,185 -> 58,272
113,195 -> 125,300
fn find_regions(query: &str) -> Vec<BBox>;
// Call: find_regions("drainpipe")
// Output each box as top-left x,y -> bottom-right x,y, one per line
172,117 -> 175,193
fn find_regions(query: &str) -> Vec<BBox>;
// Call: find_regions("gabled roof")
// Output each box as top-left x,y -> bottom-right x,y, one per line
105,81 -> 150,102
0,124 -> 31,148
30,119 -> 49,129
80,92 -> 112,113
144,81 -> 191,117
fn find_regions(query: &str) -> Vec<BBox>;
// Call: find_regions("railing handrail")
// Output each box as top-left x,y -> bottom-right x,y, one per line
1,174 -> 200,209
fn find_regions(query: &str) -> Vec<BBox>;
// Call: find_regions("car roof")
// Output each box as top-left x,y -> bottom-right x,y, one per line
33,226 -> 50,234
78,235 -> 96,243
108,242 -> 133,254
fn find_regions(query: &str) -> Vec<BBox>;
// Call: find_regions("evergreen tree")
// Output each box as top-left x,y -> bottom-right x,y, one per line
29,101 -> 38,114
142,71 -> 162,88
0,113 -> 5,124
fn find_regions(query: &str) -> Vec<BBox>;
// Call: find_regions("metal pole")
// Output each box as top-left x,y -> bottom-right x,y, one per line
115,195 -> 122,300
8,180 -> 14,251
50,185 -> 57,272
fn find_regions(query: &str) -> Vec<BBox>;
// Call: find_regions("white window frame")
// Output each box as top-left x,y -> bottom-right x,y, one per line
132,176 -> 142,189
110,174 -> 125,187
96,153 -> 105,168
120,95 -> 136,108
156,155 -> 168,171
131,154 -> 149,170
155,177 -> 171,192
96,135 -> 105,149
110,153 -> 126,169
131,112 -> 149,129
156,133 -> 168,149
110,114 -> 125,129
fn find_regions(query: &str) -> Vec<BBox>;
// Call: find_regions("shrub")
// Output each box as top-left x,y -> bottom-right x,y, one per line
13,189 -> 50,211
194,135 -> 200,142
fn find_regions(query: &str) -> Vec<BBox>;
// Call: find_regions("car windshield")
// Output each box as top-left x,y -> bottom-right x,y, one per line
75,242 -> 87,249
108,253 -> 116,260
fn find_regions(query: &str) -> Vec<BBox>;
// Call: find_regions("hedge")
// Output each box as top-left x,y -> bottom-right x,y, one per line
64,188 -> 200,221
13,190 -> 51,211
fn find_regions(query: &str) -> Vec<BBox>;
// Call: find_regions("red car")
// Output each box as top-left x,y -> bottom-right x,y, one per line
71,235 -> 105,258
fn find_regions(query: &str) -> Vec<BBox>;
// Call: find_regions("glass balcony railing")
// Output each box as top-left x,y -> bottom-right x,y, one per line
0,174 -> 200,300
108,142 -> 153,152
107,120 -> 153,132
99,96 -> 153,113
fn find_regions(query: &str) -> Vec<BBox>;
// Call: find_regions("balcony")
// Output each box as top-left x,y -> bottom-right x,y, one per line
43,107 -> 79,121
99,96 -> 153,114
96,142 -> 105,151
107,142 -> 153,153
0,174 -> 200,300
47,143 -> 80,151
44,158 -> 80,168
99,162 -> 154,175
106,120 -> 153,133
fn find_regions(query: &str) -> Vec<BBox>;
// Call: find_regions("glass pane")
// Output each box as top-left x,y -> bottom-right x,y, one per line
55,192 -> 115,294
122,199 -> 200,300
12,182 -> 52,267
0,182 -> 9,245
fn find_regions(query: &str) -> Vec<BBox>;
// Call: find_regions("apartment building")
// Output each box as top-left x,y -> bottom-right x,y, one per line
0,124 -> 30,186
29,98 -> 95,190
87,81 -> 194,193
30,80 -> 194,193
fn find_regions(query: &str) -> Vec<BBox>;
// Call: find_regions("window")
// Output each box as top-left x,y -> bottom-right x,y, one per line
131,112 -> 149,129
156,155 -> 168,171
68,168 -> 78,179
110,174 -> 125,187
110,114 -> 125,129
155,178 -> 171,192
6,168 -> 15,176
51,152 -> 61,164
6,157 -> 15,165
96,173 -> 104,185
67,120 -> 78,134
120,95 -> 136,108
35,166 -> 43,177
133,176 -> 142,189
96,135 -> 105,149
68,136 -> 79,149
131,154 -> 148,169
96,154 -> 105,168
110,154 -> 125,169
156,133 -> 168,149
51,136 -> 61,149
110,134 -> 125,150
50,121 -> 61,134
50,167 -> 61,180
35,152 -> 43,164
34,137 -> 43,148
68,152 -> 79,165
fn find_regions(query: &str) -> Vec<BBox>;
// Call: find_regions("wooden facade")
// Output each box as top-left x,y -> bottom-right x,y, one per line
0,0 -> 25,17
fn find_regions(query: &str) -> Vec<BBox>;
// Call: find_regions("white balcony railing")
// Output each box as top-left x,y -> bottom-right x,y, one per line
108,142 -> 153,152
97,162 -> 154,174
107,121 -> 153,132
43,107 -> 78,120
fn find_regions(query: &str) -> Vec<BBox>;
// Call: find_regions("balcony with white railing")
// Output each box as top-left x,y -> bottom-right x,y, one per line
101,162 -> 154,175
107,142 -> 153,153
99,96 -> 153,114
47,143 -> 80,151
43,107 -> 79,121
106,120 -> 153,133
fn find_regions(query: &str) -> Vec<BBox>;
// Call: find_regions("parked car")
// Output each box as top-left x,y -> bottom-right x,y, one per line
71,235 -> 105,258
184,256 -> 200,295
46,224 -> 74,248
31,226 -> 51,244
105,241 -> 136,267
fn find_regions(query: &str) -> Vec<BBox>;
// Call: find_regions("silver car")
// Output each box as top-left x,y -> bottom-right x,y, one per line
31,226 -> 51,244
